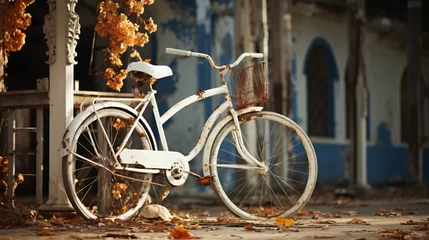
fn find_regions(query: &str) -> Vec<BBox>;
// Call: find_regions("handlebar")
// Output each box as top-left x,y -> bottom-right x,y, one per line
165,47 -> 263,70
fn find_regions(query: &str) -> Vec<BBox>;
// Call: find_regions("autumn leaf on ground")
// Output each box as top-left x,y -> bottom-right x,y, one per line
244,225 -> 263,232
297,209 -> 308,216
413,224 -> 429,231
313,220 -> 336,224
190,224 -> 201,230
313,235 -> 336,239
69,235 -> 84,240
103,233 -> 138,239
275,217 -> 295,227
139,204 -> 173,221
216,216 -> 225,222
38,228 -> 55,236
348,218 -> 368,224
401,220 -> 417,225
168,225 -> 200,239
68,215 -> 84,223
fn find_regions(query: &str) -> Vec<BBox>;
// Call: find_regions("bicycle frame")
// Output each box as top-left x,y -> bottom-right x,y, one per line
88,81 -> 266,171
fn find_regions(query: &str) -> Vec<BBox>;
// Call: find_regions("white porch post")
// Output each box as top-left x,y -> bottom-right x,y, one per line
355,68 -> 368,187
39,0 -> 80,213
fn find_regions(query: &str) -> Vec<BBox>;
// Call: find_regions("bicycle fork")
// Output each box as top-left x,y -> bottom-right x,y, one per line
229,109 -> 268,174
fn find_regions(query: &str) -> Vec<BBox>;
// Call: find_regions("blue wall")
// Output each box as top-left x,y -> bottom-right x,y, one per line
313,122 -> 429,186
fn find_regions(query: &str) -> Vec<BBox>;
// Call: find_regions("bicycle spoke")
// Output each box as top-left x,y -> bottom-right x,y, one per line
268,169 -> 294,206
269,170 -> 303,195
262,174 -> 284,209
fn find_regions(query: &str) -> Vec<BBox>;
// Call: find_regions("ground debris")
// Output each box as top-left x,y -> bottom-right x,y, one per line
374,228 -> 420,240
374,208 -> 417,217
38,228 -> 55,236
168,225 -> 200,239
244,225 -> 264,232
139,204 -> 173,221
313,235 -> 336,238
102,233 -> 138,239
348,218 -> 369,225
275,217 -> 295,227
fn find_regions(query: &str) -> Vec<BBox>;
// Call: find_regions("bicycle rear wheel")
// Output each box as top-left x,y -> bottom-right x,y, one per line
63,108 -> 155,221
209,111 -> 317,220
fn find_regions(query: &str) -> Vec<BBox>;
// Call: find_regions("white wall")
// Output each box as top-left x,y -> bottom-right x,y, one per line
292,4 -> 348,144
292,3 -> 429,147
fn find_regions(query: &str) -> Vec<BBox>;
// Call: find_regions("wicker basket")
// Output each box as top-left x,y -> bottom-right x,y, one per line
231,61 -> 269,109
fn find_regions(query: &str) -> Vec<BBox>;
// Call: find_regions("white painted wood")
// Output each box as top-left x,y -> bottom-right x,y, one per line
39,0 -> 74,213
7,110 -> 16,208
356,68 -> 369,187
36,79 -> 46,205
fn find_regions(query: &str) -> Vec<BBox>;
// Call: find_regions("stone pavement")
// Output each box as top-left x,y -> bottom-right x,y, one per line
1,189 -> 429,239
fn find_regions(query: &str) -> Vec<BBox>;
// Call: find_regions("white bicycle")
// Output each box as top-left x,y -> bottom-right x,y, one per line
61,48 -> 318,221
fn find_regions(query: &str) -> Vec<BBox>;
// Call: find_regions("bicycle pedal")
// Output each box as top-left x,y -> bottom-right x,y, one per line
197,176 -> 214,186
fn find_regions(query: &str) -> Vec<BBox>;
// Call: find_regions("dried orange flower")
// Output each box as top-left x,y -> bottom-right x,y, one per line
144,17 -> 157,34
130,49 -> 142,61
2,0 -> 35,64
95,0 -> 157,91
106,69 -> 127,92
130,1 -> 144,15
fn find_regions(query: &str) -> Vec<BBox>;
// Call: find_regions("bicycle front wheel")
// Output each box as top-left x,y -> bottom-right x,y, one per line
210,111 -> 317,220
63,108 -> 155,221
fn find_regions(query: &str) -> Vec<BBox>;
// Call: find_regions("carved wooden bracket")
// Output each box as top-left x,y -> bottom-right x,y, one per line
43,0 -> 81,65
43,0 -> 56,64
66,0 -> 80,65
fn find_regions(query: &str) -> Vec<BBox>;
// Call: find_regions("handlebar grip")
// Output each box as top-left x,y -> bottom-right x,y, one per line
165,48 -> 192,56
250,53 -> 264,58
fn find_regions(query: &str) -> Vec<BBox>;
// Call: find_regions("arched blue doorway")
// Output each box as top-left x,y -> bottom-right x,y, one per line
303,37 -> 339,138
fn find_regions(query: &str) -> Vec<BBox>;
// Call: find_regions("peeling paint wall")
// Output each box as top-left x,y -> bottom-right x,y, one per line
292,3 -> 429,185
146,0 -> 234,193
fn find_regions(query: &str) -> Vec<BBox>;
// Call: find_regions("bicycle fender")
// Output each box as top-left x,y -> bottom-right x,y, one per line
202,106 -> 263,177
60,102 -> 157,157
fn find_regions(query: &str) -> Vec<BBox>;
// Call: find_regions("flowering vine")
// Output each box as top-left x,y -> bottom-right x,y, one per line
94,0 -> 157,91
2,0 -> 34,64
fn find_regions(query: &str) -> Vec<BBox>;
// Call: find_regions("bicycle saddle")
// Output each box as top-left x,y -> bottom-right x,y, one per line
126,61 -> 173,80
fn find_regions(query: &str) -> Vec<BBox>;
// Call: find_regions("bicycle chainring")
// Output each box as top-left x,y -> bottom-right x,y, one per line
165,161 -> 189,187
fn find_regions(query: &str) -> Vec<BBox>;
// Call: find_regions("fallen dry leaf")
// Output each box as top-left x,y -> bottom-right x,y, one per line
243,225 -> 263,232
69,235 -> 84,240
297,209 -> 308,216
102,233 -> 138,239
38,221 -> 52,227
413,224 -> 429,231
168,225 -> 200,239
68,215 -> 84,223
275,217 -> 295,227
313,235 -> 336,238
348,218 -> 367,224
140,204 -> 173,221
313,220 -> 336,224
190,224 -> 201,230
401,220 -> 417,225
217,216 -> 225,223
244,225 -> 257,231
321,224 -> 329,230
38,228 -> 55,236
